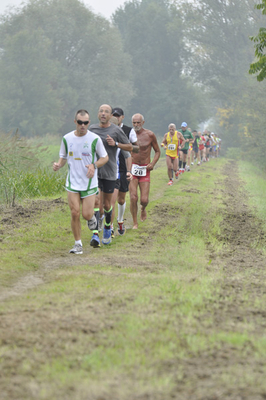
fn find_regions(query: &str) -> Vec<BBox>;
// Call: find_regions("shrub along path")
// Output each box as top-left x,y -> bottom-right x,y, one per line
1,158 -> 266,400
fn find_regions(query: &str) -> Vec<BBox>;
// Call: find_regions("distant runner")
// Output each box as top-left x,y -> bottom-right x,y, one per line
161,123 -> 184,186
178,122 -> 194,173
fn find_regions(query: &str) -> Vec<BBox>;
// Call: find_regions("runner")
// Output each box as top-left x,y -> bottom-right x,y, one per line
178,122 -> 194,173
89,104 -> 133,246
161,123 -> 184,186
200,131 -> 207,162
110,107 -> 138,236
53,109 -> 108,254
211,133 -> 218,158
192,130 -> 201,166
204,130 -> 211,161
130,113 -> 160,229
187,131 -> 193,171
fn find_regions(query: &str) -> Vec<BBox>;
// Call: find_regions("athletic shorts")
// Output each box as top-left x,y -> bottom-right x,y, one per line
114,178 -> 120,191
66,187 -> 98,198
180,149 -> 188,155
166,155 -> 178,161
119,171 -> 129,193
98,178 -> 116,194
199,144 -> 205,150
132,167 -> 150,183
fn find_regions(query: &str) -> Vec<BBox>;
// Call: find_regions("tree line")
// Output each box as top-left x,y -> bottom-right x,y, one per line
0,0 -> 265,164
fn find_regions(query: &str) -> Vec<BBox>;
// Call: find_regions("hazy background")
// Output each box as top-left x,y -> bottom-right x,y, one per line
0,0 -> 265,162
0,0 -> 126,19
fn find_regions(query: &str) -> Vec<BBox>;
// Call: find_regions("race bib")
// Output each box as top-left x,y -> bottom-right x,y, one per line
132,164 -> 147,177
168,144 -> 176,151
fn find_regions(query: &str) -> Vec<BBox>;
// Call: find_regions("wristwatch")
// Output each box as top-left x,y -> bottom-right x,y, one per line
93,163 -> 97,169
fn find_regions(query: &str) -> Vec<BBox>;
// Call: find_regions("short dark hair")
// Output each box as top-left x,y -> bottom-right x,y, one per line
75,109 -> 89,120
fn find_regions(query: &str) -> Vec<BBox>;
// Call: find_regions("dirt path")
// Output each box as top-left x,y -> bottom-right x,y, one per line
1,160 -> 266,399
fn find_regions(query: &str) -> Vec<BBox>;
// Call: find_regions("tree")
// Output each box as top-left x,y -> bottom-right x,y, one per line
0,0 -> 134,136
177,0 -> 258,102
173,0 -> 264,151
249,0 -> 266,81
0,28 -> 64,136
113,0 -> 209,133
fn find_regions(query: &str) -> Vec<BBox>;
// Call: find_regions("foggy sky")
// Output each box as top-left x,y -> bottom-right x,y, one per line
0,0 -> 127,20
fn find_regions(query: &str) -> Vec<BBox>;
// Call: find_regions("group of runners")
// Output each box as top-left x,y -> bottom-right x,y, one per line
53,106 -> 221,254
53,105 -> 160,254
161,123 -> 221,186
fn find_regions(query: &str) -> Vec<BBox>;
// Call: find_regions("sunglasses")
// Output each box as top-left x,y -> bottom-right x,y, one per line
77,120 -> 89,125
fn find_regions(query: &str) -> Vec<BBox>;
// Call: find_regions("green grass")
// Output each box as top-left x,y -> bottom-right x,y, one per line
0,133 -> 64,205
238,160 -> 266,221
1,157 -> 266,399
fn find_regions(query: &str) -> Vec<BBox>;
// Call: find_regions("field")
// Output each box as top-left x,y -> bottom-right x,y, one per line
1,156 -> 266,400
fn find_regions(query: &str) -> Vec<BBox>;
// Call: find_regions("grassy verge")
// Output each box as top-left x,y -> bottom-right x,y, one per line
238,160 -> 266,222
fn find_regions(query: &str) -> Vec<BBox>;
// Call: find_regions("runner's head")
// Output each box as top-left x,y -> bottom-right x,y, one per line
74,109 -> 90,136
132,113 -> 145,132
181,122 -> 187,132
168,123 -> 176,134
98,104 -> 112,127
112,107 -> 124,126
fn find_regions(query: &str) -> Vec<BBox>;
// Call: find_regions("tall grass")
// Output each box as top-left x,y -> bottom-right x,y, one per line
0,131 -> 64,205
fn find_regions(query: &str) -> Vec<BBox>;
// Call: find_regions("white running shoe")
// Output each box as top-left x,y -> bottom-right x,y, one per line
69,244 -> 83,254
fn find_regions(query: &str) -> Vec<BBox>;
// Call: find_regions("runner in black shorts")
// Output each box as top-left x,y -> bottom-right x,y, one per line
89,104 -> 132,246
110,108 -> 138,236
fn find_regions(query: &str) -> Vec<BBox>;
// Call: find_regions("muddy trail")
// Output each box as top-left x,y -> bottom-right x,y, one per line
1,160 -> 266,400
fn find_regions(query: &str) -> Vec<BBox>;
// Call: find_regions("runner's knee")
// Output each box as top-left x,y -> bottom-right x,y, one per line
140,198 -> 148,208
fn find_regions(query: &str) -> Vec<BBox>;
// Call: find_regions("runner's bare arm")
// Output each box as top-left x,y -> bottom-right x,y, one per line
53,158 -> 67,171
148,135 -> 161,170
161,133 -> 167,148
125,156 -> 133,181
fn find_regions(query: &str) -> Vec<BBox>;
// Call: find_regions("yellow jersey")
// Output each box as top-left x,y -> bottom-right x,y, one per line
166,131 -> 179,158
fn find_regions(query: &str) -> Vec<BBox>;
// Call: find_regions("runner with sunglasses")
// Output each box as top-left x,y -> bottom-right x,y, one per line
53,109 -> 108,254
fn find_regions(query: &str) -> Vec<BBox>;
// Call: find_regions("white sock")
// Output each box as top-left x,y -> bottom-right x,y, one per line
118,202 -> 126,222
75,240 -> 82,246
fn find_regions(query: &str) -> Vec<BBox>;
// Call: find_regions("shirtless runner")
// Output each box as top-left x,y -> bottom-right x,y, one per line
129,113 -> 160,229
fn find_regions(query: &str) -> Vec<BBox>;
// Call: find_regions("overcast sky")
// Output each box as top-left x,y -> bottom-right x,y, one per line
0,0 -> 127,20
